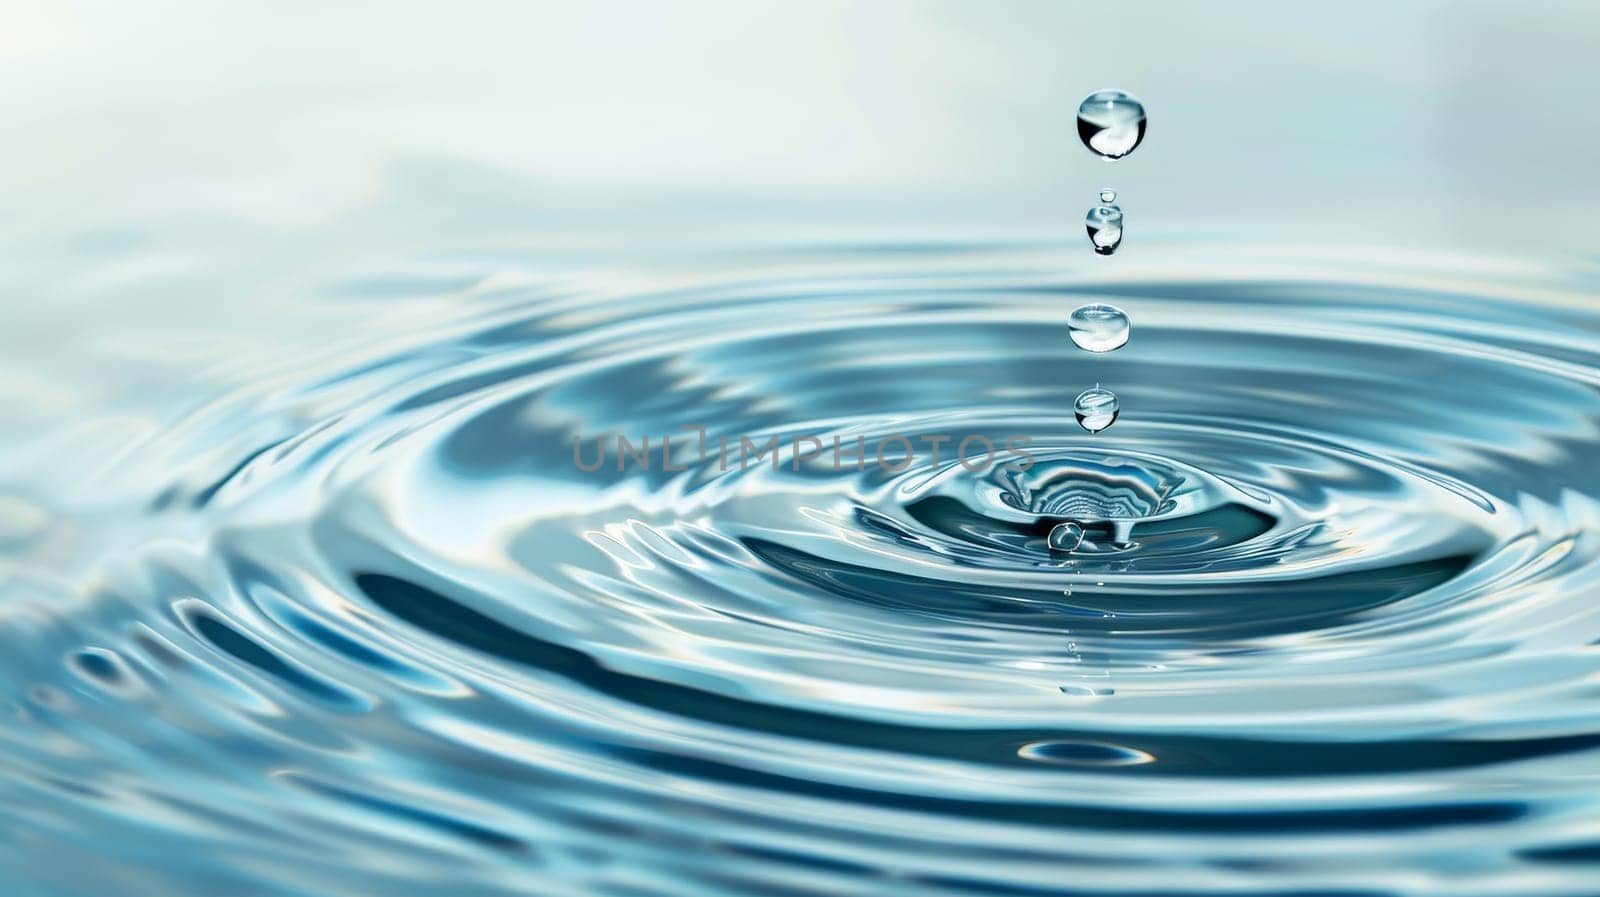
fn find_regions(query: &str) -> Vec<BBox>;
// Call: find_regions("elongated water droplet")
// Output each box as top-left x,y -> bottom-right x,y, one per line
1048,521 -> 1085,552
1099,188 -> 1116,203
1074,387 -> 1119,433
1077,90 -> 1147,160
1068,304 -> 1130,353
1085,203 -> 1123,255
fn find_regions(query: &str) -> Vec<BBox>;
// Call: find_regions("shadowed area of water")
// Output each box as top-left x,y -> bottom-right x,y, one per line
3,243 -> 1600,896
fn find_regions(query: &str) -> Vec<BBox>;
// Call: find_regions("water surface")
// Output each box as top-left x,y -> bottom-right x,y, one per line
3,241 -> 1600,896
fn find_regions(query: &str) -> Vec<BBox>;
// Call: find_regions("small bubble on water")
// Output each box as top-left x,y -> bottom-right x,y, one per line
1077,89 -> 1147,160
1075,386 -> 1119,433
1047,521 -> 1085,552
1068,303 -> 1130,353
1085,203 -> 1123,255
1099,188 -> 1116,203
1060,685 -> 1114,697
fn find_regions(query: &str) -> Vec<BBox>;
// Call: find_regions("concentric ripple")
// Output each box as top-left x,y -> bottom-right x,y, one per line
5,244 -> 1600,896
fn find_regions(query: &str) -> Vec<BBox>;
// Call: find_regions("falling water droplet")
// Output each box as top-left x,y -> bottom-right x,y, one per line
1047,521 -> 1085,552
1099,188 -> 1117,203
1085,203 -> 1123,255
1068,304 -> 1130,352
1074,387 -> 1119,433
1077,89 -> 1147,160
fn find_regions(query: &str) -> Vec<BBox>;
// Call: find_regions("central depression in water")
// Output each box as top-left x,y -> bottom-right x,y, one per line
5,245 -> 1600,896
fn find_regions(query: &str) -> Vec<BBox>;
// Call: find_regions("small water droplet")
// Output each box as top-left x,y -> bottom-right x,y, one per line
1077,89 -> 1147,160
1085,203 -> 1123,255
1074,387 -> 1119,433
1047,521 -> 1084,552
1099,188 -> 1116,203
1068,304 -> 1130,352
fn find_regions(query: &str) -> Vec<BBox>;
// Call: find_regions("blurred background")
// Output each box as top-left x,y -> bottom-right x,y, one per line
2,0 -> 1598,460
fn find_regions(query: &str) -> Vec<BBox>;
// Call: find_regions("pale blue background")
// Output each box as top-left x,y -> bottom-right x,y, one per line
2,0 -> 1597,461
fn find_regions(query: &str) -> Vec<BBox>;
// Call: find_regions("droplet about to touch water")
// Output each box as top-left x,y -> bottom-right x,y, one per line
1077,90 -> 1147,160
1074,386 -> 1119,433
1085,203 -> 1123,255
1068,304 -> 1130,352
1099,188 -> 1117,203
1047,521 -> 1085,552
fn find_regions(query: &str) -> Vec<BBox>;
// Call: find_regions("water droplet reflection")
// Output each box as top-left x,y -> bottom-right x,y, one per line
1047,521 -> 1085,551
1077,89 -> 1147,160
1068,303 -> 1130,352
1086,203 -> 1124,255
1019,740 -> 1154,767
1074,386 -> 1120,433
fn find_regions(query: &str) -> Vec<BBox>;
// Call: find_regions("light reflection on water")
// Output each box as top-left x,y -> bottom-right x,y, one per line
3,239 -> 1600,895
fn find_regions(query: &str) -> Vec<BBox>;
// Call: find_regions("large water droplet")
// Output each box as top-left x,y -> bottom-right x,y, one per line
1047,521 -> 1085,552
1068,304 -> 1130,353
1077,89 -> 1147,160
1074,387 -> 1120,433
1085,203 -> 1123,255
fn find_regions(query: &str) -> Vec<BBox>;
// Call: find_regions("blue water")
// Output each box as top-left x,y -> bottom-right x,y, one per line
3,239 -> 1599,895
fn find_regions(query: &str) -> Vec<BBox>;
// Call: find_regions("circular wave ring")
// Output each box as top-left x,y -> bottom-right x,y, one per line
7,245 -> 1600,895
